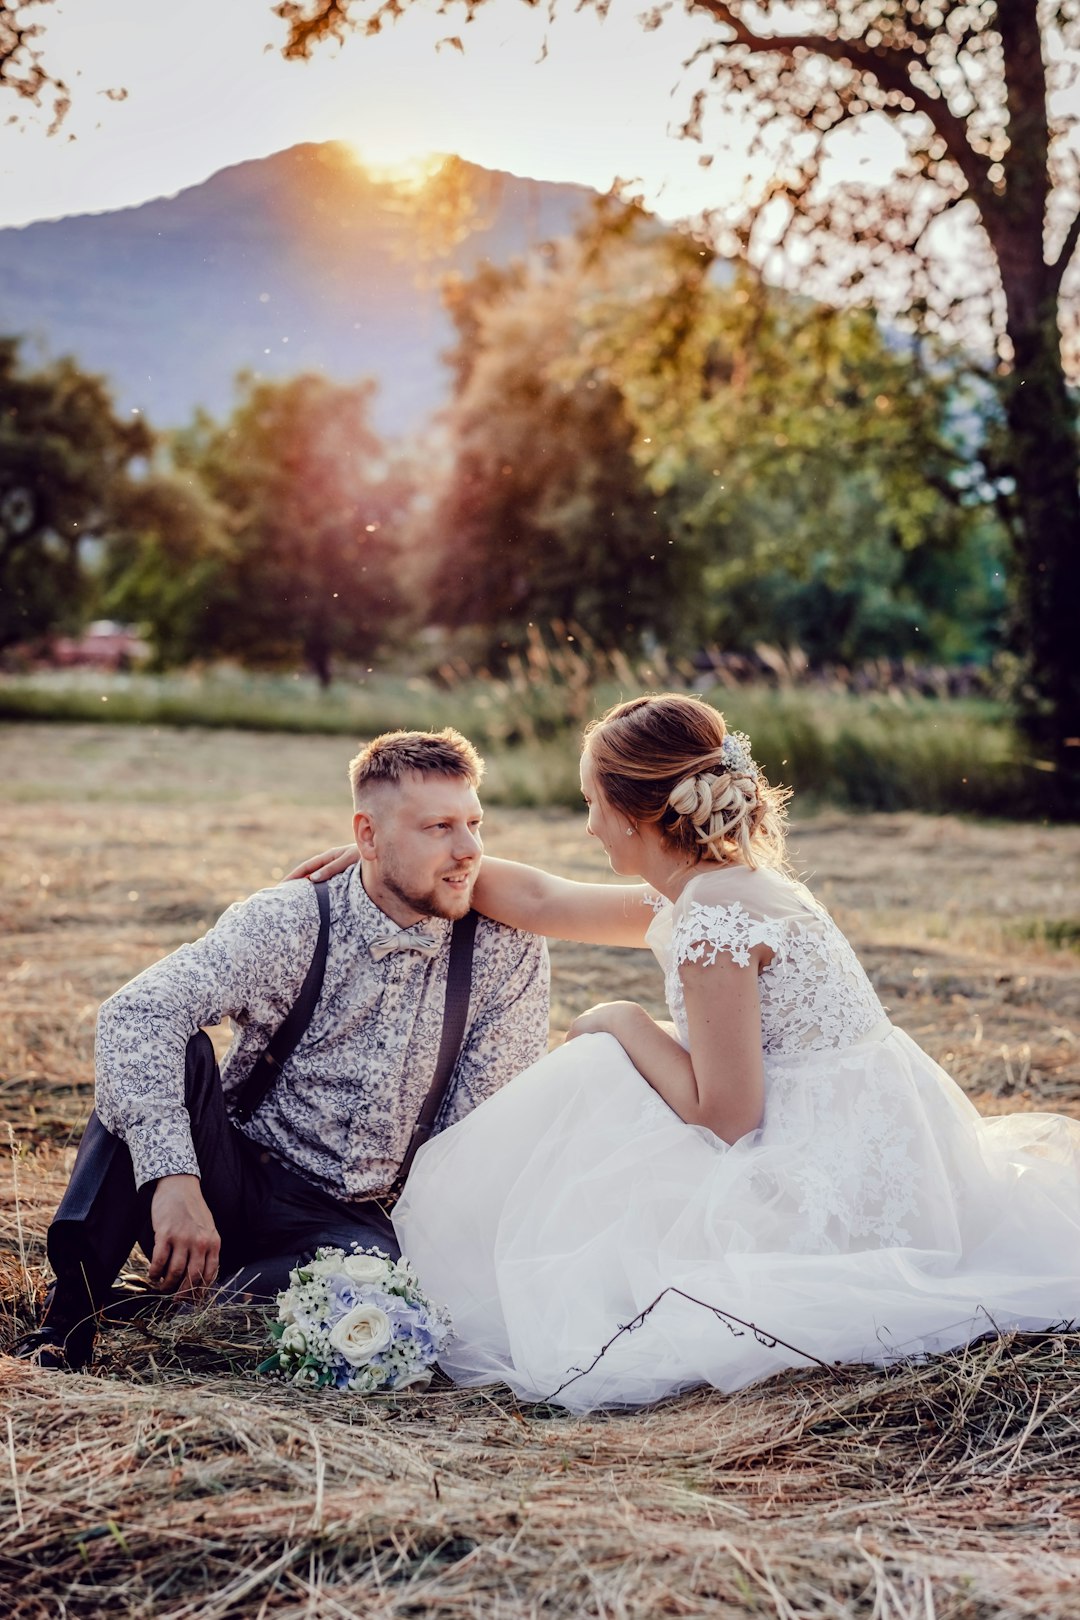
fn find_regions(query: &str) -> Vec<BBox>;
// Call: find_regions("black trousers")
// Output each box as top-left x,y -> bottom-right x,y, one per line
45,1032 -> 399,1336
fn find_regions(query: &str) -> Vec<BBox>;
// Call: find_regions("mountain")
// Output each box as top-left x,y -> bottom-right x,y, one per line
0,144 -> 594,435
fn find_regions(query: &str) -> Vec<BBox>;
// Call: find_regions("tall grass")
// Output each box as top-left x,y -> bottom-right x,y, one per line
0,644 -> 1050,817
711,687 -> 1035,818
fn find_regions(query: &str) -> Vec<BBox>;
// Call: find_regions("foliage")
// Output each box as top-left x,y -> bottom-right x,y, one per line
427,259 -> 695,660
429,211 -> 1007,669
0,348 -> 385,680
169,372 -> 411,685
0,662 -> 1043,818
99,471 -> 231,668
0,0 -> 67,132
0,337 -> 152,654
276,0 -> 1080,787
683,0 -> 1080,783
599,223 -> 1010,666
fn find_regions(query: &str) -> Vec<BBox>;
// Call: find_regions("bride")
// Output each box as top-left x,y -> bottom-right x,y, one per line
298,693 -> 1080,1412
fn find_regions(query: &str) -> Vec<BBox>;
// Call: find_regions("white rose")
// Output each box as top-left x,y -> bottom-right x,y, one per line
328,1304 -> 393,1367
342,1254 -> 392,1285
277,1288 -> 299,1324
300,1257 -> 343,1279
280,1324 -> 307,1355
391,1368 -> 433,1390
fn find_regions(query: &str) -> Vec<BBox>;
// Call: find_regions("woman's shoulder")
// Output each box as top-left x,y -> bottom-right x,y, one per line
646,864 -> 816,971
677,862 -> 815,919
646,863 -> 825,959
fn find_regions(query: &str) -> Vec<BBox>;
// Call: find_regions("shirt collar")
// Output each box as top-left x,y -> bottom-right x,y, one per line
346,863 -> 453,948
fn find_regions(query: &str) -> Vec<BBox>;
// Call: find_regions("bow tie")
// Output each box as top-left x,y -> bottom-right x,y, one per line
369,924 -> 442,962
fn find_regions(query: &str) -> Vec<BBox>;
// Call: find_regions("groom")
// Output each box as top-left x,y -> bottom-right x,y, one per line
20,728 -> 549,1369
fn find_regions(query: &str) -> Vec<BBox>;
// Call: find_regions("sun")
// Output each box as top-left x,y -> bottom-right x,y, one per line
344,140 -> 447,192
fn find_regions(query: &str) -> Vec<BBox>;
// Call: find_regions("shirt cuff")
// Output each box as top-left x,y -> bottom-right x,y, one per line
124,1114 -> 201,1190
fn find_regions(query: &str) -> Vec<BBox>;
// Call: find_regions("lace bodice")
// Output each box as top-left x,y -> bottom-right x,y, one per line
646,866 -> 886,1060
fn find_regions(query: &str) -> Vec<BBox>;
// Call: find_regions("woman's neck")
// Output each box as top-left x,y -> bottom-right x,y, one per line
641,851 -> 744,903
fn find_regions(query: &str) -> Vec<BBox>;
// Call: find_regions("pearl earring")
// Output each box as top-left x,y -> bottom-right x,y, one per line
625,826 -> 635,837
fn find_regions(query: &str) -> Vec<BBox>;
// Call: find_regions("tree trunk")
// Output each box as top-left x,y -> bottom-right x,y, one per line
305,631 -> 333,689
994,1 -> 1080,805
999,289 -> 1080,793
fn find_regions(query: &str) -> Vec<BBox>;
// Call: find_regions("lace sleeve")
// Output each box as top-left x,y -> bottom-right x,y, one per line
670,899 -> 785,971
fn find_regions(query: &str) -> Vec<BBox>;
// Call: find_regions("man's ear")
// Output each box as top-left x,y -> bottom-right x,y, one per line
353,807 -> 378,861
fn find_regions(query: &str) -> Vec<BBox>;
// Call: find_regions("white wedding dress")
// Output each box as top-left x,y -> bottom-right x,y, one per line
394,866 -> 1080,1412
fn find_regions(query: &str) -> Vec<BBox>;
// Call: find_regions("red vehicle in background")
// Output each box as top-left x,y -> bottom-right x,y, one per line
50,621 -> 150,672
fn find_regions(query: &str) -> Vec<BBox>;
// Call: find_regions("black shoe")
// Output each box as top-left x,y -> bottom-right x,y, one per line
19,1275 -> 100,1371
11,1326 -> 87,1372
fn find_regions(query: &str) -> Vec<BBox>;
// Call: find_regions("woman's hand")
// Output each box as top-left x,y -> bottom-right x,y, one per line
566,1000 -> 648,1042
283,845 -> 359,883
567,966 -> 765,1145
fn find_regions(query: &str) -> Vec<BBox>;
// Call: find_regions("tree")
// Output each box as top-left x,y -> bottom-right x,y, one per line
0,337 -> 152,652
426,255 -> 698,660
425,203 -> 1005,670
561,204 -> 1007,666
99,472 -> 233,668
172,372 -> 409,684
275,0 -> 1080,792
0,1 -> 67,131
575,208 -> 1007,663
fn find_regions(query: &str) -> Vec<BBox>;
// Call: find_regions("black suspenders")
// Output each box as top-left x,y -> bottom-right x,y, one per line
232,885 -> 478,1198
231,880 -> 331,1125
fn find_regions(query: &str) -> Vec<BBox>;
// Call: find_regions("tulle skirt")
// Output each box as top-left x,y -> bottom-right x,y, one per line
393,1030 -> 1080,1412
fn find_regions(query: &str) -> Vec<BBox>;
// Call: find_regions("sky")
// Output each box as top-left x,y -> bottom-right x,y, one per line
0,0 -> 909,231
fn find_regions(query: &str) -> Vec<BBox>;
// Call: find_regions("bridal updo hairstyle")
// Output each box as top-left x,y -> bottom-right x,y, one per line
582,693 -> 791,871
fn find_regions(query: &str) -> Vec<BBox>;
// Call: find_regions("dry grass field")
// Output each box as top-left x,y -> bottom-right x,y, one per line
2,722 -> 1079,1619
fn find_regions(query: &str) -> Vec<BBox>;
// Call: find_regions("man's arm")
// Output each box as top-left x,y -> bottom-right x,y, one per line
95,882 -> 321,1292
446,924 -> 551,1117
95,880 -> 321,1187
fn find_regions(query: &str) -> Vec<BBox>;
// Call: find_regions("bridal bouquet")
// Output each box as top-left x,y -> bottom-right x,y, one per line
260,1245 -> 453,1393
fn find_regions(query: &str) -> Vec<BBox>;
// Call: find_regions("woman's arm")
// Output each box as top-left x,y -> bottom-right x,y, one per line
567,947 -> 767,1142
283,848 -> 657,949
472,858 -> 654,948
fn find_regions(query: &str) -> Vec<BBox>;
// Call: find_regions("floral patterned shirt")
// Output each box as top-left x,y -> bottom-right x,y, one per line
95,866 -> 550,1201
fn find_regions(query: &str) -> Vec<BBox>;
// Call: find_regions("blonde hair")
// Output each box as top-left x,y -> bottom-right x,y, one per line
582,693 -> 791,871
349,728 -> 483,808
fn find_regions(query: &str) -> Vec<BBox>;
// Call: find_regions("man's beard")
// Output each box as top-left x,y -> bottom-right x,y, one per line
382,861 -> 476,921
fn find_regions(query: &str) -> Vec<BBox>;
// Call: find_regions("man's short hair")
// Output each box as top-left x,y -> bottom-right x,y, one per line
349,728 -> 484,807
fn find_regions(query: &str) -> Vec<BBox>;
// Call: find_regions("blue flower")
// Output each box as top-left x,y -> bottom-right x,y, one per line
328,1278 -> 363,1315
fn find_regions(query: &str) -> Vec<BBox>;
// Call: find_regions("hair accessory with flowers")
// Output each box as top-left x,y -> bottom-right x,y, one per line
719,731 -> 758,780
259,1244 -> 453,1393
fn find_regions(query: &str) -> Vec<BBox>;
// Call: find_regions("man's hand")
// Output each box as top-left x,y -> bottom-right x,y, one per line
148,1174 -> 221,1298
282,845 -> 358,883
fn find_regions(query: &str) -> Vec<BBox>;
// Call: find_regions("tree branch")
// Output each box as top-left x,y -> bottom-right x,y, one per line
274,0 -> 354,61
544,1284 -> 851,1403
0,0 -> 68,130
689,0 -> 998,223
1050,205 -> 1080,294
